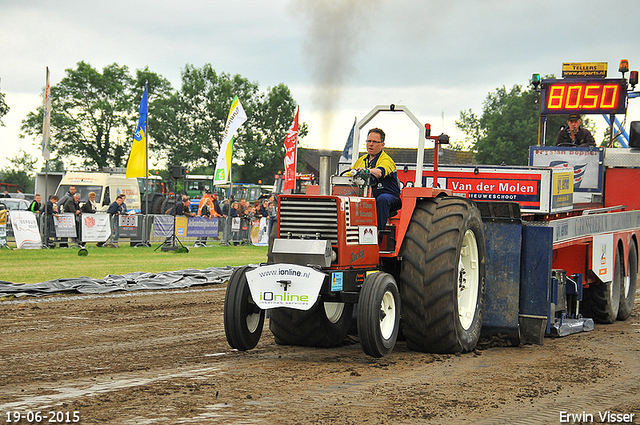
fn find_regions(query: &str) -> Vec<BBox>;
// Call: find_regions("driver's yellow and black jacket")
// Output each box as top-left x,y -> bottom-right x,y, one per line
352,150 -> 401,199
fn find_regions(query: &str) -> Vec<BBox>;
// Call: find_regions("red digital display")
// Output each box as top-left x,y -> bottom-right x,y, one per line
541,79 -> 627,115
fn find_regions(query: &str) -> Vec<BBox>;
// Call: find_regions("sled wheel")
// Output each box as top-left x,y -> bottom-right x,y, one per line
582,246 -> 623,324
399,197 -> 486,354
357,272 -> 401,358
224,266 -> 264,350
618,241 -> 638,321
269,300 -> 353,348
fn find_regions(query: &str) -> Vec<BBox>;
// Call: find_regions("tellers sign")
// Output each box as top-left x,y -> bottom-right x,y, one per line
540,79 -> 627,115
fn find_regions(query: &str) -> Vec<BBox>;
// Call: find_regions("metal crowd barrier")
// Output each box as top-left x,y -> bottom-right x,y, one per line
4,213 -> 270,249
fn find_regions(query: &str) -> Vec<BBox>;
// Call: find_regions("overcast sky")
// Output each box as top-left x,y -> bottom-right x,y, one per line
2,0 -> 640,171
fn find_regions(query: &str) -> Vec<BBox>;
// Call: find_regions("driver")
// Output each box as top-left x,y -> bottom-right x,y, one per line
555,113 -> 596,147
352,128 -> 402,240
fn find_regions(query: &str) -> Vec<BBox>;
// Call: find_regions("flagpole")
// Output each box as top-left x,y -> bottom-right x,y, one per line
42,67 -> 52,248
224,151 -> 234,246
143,81 -> 150,246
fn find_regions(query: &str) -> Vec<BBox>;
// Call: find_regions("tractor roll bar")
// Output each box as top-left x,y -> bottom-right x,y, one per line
352,104 -> 427,188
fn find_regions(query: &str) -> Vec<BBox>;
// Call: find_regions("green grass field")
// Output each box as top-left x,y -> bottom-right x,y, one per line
0,244 -> 268,284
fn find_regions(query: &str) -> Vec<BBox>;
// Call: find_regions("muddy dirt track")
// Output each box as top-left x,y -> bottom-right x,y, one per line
1,284 -> 639,425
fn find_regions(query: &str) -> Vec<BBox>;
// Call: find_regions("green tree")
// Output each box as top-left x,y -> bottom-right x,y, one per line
235,84 -> 308,183
456,81 -> 569,165
153,64 -> 305,184
153,64 -> 259,171
20,62 -> 171,170
0,149 -> 37,192
0,89 -> 9,126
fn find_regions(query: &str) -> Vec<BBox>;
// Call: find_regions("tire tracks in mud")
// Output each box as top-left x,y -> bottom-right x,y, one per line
1,286 -> 638,424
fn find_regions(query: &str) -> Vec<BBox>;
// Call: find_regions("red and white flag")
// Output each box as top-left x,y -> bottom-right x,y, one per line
283,108 -> 299,191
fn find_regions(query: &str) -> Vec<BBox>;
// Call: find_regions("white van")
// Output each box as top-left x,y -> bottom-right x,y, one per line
55,172 -> 141,213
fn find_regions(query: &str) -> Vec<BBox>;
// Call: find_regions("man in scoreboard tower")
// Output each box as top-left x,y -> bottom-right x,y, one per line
555,113 -> 596,147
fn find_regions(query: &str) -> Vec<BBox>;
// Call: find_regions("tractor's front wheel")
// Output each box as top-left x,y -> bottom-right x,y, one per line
399,197 -> 486,354
224,266 -> 265,350
357,272 -> 401,358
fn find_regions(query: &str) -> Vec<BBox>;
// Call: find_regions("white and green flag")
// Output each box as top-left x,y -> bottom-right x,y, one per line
214,96 -> 247,185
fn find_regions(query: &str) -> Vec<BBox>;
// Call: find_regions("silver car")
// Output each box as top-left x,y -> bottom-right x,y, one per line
0,198 -> 31,238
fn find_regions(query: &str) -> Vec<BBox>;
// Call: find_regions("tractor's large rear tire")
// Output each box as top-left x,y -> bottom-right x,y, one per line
151,196 -> 165,215
269,301 -> 353,348
582,247 -> 622,324
357,272 -> 401,358
618,241 -> 637,321
398,197 -> 486,354
224,266 -> 265,351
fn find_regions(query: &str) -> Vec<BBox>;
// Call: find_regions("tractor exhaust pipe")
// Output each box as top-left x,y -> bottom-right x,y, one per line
319,150 -> 331,196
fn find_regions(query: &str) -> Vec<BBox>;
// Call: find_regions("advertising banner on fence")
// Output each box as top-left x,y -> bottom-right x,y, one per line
54,213 -> 77,238
119,214 -> 140,238
186,217 -> 219,238
0,209 -> 8,248
175,216 -> 188,236
0,210 -> 7,248
255,217 -> 269,245
81,214 -> 110,242
11,211 -> 41,249
153,216 -> 174,237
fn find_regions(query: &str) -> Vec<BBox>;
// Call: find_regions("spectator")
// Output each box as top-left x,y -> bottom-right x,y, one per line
221,199 -> 230,217
267,200 -> 277,238
196,197 -> 213,247
44,195 -> 60,247
28,194 -> 42,215
58,186 -> 76,213
16,189 -> 25,199
104,194 -> 126,247
64,192 -> 82,247
81,192 -> 98,214
212,193 -> 223,217
258,199 -> 270,218
56,186 -> 77,247
237,198 -> 248,217
197,190 -> 213,216
29,194 -> 43,242
0,190 -> 9,198
79,192 -> 98,247
229,201 -> 240,244
119,195 -> 128,214
172,197 -> 194,217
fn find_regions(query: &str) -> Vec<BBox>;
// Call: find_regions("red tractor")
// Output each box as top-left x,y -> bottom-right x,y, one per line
225,105 -> 489,357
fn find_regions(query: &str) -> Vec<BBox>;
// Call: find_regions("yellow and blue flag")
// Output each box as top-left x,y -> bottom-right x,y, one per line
126,84 -> 148,178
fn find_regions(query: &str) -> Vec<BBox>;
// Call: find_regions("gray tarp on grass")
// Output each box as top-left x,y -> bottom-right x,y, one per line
0,267 -> 236,298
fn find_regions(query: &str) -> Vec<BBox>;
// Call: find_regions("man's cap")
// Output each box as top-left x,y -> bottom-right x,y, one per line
205,190 -> 211,194
568,113 -> 581,121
